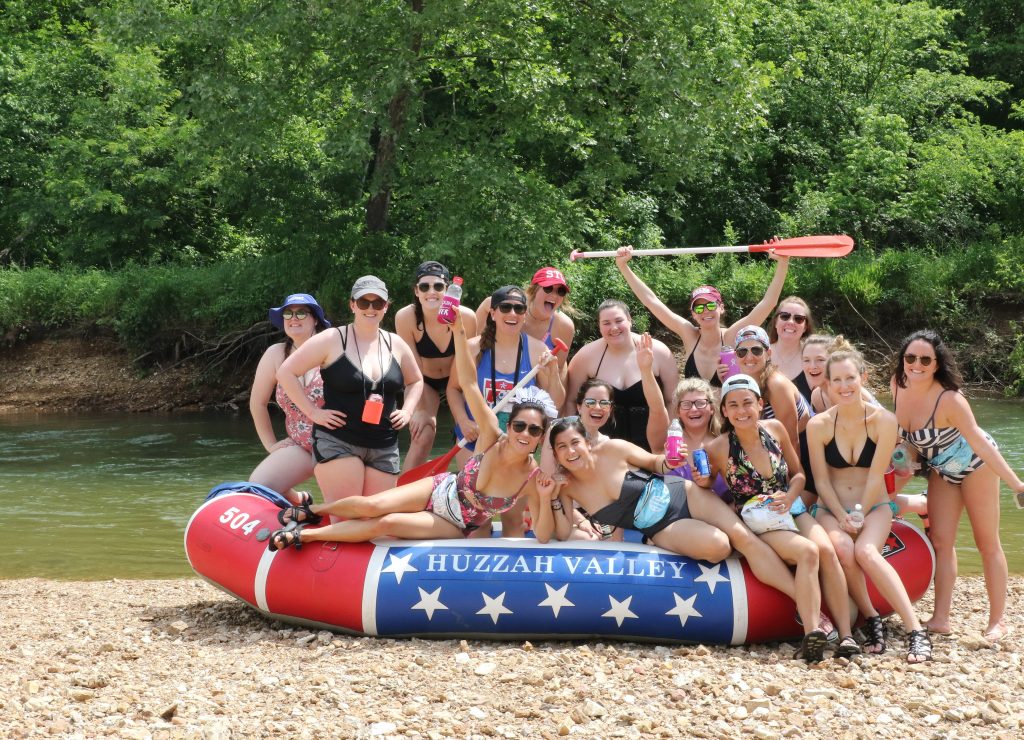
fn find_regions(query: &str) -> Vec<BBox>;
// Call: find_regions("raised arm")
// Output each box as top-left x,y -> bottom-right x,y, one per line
636,333 -> 670,452
453,311 -> 503,447
615,246 -> 695,341
726,253 -> 790,339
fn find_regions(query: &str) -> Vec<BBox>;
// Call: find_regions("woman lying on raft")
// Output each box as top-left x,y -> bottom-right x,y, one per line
266,311 -> 561,549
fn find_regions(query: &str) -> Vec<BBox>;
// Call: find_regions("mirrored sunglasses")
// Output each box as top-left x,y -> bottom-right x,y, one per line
417,281 -> 445,293
736,346 -> 766,358
693,301 -> 718,314
354,297 -> 387,310
777,311 -> 807,324
282,309 -> 310,320
497,302 -> 527,315
509,420 -> 545,437
582,398 -> 612,408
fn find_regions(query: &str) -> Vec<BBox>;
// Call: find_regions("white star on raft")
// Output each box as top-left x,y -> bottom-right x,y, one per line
693,563 -> 729,594
477,592 -> 513,624
380,552 -> 418,584
411,587 -> 448,620
538,584 -> 575,618
602,595 -> 639,627
665,593 -> 703,628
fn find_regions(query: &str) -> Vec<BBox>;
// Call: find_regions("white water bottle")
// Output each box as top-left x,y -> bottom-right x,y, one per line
437,276 -> 463,325
665,419 -> 684,466
849,504 -> 865,530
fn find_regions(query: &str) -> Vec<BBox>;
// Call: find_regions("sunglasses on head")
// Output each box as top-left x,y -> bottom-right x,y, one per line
736,346 -> 766,358
417,281 -> 445,293
582,398 -> 612,408
541,285 -> 568,296
497,302 -> 527,315
679,399 -> 710,410
509,420 -> 545,437
777,311 -> 807,324
903,353 -> 935,367
282,309 -> 310,320
693,301 -> 718,314
354,297 -> 387,310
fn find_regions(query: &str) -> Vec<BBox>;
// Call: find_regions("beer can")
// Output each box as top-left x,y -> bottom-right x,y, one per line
692,448 -> 711,477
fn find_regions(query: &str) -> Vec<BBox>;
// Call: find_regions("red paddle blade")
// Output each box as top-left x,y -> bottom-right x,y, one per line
397,443 -> 460,486
748,235 -> 854,258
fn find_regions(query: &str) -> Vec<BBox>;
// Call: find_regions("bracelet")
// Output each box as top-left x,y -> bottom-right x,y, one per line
551,500 -> 564,512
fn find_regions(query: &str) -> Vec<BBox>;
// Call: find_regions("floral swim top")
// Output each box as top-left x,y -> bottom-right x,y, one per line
724,426 -> 789,510
275,368 -> 325,453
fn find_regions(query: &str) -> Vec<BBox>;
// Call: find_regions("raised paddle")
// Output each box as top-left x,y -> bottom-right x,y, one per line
397,337 -> 569,485
569,234 -> 854,261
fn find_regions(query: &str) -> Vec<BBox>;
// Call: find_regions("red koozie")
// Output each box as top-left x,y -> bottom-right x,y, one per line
362,393 -> 384,424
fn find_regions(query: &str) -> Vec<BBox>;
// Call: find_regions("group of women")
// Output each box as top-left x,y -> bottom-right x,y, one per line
246,250 -> 1024,660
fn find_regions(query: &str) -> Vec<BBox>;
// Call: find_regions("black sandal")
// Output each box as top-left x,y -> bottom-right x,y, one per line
278,501 -> 322,527
835,635 -> 862,658
907,629 -> 932,663
794,629 -> 828,663
862,615 -> 886,654
267,524 -> 307,552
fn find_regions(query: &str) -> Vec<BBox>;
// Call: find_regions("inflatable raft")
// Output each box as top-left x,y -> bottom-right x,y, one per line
185,483 -> 935,645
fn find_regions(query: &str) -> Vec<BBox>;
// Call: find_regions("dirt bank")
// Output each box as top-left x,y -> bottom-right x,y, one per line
1,577 -> 1021,738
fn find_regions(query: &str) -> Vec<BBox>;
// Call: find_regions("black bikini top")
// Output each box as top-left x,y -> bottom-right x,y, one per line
824,412 -> 877,469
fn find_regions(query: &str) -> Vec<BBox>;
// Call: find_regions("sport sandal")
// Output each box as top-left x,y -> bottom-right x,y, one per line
862,615 -> 886,655
907,629 -> 932,663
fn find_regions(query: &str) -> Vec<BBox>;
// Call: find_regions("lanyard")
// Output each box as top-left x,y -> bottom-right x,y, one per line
490,335 -> 523,408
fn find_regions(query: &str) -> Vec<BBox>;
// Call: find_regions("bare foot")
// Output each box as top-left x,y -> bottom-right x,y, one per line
984,622 -> 1011,643
923,617 -> 952,636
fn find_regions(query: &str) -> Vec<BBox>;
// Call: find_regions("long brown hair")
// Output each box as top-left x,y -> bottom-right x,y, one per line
769,296 -> 816,343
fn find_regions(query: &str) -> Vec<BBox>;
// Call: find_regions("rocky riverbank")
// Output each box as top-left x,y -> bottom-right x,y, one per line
2,577 -> 1021,738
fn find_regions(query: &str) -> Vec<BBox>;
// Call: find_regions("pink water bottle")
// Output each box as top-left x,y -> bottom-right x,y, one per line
437,277 -> 463,325
720,345 -> 740,380
665,419 -> 684,466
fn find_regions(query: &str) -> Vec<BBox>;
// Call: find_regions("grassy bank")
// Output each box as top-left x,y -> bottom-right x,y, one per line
3,238 -> 1023,395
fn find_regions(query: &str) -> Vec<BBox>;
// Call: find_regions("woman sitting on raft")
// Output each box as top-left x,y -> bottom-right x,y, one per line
545,417 -> 810,642
562,299 -> 677,450
266,310 -> 561,549
891,329 -> 1024,642
697,374 -> 852,662
666,377 -> 731,500
806,348 -> 931,662
613,245 -> 790,386
394,261 -> 478,475
248,293 -> 331,506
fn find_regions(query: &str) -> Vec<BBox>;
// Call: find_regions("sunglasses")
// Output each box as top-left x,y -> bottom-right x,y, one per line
417,281 -> 445,293
735,346 -> 766,358
282,309 -> 310,320
777,311 -> 807,324
509,420 -> 545,437
903,353 -> 935,367
354,297 -> 387,310
693,301 -> 718,314
541,285 -> 568,297
496,302 -> 527,315
679,399 -> 710,410
582,398 -> 612,408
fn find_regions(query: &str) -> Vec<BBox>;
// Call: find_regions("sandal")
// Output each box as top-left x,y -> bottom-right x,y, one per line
835,635 -> 862,659
267,524 -> 308,552
278,501 -> 322,527
862,615 -> 886,654
907,629 -> 932,663
819,613 -> 839,643
793,629 -> 828,663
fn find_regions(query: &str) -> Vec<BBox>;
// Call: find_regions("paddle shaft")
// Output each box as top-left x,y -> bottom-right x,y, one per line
570,234 -> 854,260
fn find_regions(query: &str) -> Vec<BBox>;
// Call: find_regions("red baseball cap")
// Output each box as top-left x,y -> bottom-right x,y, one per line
690,285 -> 722,308
531,267 -> 570,292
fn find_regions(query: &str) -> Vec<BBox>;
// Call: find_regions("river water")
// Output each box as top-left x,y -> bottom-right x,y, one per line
2,399 -> 1022,580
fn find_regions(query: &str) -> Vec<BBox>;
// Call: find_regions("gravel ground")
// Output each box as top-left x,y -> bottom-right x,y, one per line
2,577 -> 1022,739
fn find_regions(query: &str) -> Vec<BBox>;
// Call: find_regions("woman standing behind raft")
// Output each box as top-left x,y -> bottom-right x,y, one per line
891,330 -> 1024,641
248,293 -> 330,505
277,276 -> 423,509
395,261 -> 478,474
807,349 -> 931,662
266,309 -> 559,549
613,245 -> 790,386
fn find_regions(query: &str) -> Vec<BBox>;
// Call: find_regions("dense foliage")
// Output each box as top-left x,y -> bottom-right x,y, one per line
2,1 -> 1022,391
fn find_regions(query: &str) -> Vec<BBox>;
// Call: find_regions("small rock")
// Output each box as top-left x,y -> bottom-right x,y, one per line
730,706 -> 749,720
923,715 -> 941,726
474,663 -> 496,676
745,698 -> 771,712
160,703 -> 178,721
584,699 -> 607,718
802,688 -> 840,700
70,690 -> 93,702
455,653 -> 470,665
988,700 -> 1008,715
370,722 -> 397,736
765,683 -> 785,696
26,681 -> 40,695
168,621 -> 189,634
558,723 -> 571,736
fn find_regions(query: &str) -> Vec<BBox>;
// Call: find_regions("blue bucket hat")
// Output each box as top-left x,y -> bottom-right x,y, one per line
268,293 -> 331,330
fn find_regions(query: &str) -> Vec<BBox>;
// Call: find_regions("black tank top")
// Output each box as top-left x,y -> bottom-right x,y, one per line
319,327 -> 405,448
594,345 -> 654,451
683,331 -> 724,388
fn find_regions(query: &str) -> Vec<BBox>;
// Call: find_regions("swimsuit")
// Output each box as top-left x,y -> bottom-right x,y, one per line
810,500 -> 898,518
761,389 -> 814,495
275,368 -> 324,452
593,344 -> 658,451
793,372 -> 813,405
683,331 -> 724,388
897,389 -> 995,485
426,440 -> 535,533
724,427 -> 807,517
414,324 -> 453,396
539,314 -> 556,350
824,412 -> 877,469
588,471 -> 691,539
761,391 -> 812,424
